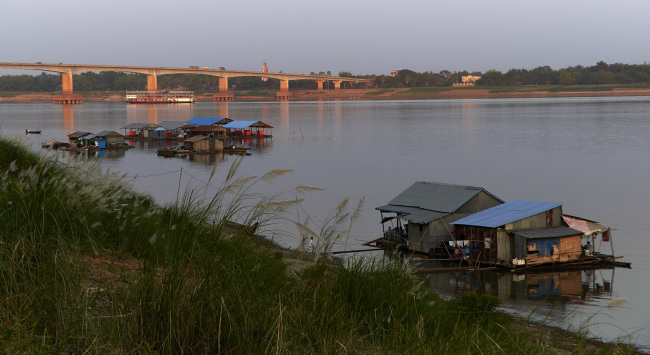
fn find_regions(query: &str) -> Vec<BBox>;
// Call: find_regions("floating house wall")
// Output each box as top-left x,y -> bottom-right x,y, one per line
456,192 -> 504,214
496,229 -> 511,262
405,191 -> 503,253
453,225 -> 499,262
514,234 -> 582,264
193,139 -> 223,153
453,206 -> 567,264
408,191 -> 503,253
505,206 -> 563,230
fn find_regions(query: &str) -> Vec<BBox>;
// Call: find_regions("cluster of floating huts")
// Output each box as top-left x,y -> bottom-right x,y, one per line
56,117 -> 273,154
372,182 -> 628,270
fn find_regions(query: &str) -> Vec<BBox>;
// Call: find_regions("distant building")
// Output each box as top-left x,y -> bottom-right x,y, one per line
453,75 -> 482,86
262,62 -> 268,82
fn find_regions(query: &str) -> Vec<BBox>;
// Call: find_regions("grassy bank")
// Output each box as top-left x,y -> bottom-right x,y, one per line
0,136 -> 638,353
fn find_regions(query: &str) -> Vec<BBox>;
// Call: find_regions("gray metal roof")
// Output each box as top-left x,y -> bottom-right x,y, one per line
95,130 -> 123,137
386,181 -> 501,213
376,204 -> 450,224
511,226 -> 583,239
450,200 -> 562,228
120,123 -> 149,130
157,121 -> 187,130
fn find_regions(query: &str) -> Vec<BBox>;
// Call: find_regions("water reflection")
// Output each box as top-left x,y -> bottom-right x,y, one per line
62,104 -> 74,132
424,265 -> 614,304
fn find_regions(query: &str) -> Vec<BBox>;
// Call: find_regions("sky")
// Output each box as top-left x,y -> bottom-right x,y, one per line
2,0 -> 650,76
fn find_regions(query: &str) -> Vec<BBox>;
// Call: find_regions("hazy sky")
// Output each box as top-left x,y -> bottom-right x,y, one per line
2,0 -> 650,76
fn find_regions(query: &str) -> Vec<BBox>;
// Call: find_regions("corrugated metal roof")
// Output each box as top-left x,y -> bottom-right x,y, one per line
68,131 -> 91,138
120,123 -> 149,129
387,181 -> 502,213
187,117 -> 229,125
511,226 -> 583,239
157,121 -> 187,130
450,200 -> 562,228
95,130 -> 123,137
376,204 -> 450,224
222,120 -> 259,129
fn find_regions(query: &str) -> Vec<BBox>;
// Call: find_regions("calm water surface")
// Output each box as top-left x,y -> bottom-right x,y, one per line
1,97 -> 649,349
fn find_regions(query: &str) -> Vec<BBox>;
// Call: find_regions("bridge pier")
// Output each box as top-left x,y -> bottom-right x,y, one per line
61,72 -> 73,94
52,94 -> 83,104
276,79 -> 292,100
53,71 -> 83,104
316,79 -> 325,90
332,80 -> 342,89
213,93 -> 235,102
275,92 -> 293,101
219,77 -> 228,93
147,73 -> 158,91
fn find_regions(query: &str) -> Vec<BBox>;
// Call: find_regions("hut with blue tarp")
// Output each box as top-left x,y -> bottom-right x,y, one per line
95,131 -> 124,148
67,131 -> 95,148
450,200 -> 584,266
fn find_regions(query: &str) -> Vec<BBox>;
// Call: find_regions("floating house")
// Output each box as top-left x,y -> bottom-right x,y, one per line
94,131 -> 125,148
120,123 -> 149,137
187,117 -> 232,126
67,131 -> 94,148
375,182 -> 504,253
450,200 -> 591,267
141,121 -> 188,139
222,120 -> 274,137
184,135 -> 223,153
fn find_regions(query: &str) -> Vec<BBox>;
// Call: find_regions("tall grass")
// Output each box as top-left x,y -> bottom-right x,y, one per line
0,136 -> 638,353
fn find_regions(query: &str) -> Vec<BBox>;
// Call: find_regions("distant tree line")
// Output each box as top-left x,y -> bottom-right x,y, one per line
2,61 -> 650,91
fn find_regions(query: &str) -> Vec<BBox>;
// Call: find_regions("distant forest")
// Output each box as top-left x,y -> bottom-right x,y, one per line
2,61 -> 650,91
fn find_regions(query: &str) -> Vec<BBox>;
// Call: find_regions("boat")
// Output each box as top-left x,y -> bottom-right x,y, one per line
25,129 -> 42,134
223,145 -> 251,154
126,90 -> 196,104
42,140 -> 70,149
156,146 -> 191,157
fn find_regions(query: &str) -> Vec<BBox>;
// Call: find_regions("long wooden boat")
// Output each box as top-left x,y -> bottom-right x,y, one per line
157,146 -> 191,157
222,145 -> 251,154
25,129 -> 42,134
42,140 -> 70,149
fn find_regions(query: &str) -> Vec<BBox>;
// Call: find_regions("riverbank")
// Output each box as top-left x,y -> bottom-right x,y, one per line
4,86 -> 650,103
0,136 -> 641,354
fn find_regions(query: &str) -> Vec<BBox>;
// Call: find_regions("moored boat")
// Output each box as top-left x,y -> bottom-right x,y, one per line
126,90 -> 195,104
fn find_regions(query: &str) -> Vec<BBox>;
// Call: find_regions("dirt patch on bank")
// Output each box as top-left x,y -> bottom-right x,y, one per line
4,88 -> 650,103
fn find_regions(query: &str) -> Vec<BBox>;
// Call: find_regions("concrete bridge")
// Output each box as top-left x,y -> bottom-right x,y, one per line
0,62 -> 371,103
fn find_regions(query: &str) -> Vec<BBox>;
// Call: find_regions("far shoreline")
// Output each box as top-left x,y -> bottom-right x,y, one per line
3,87 -> 650,103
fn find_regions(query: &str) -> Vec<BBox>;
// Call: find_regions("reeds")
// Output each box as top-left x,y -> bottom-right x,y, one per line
0,136 -> 638,354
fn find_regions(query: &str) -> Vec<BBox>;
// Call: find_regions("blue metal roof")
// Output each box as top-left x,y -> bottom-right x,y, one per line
222,120 -> 259,129
188,117 -> 228,125
450,200 -> 562,228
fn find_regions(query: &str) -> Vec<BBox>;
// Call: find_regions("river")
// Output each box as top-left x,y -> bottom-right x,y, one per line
1,97 -> 649,350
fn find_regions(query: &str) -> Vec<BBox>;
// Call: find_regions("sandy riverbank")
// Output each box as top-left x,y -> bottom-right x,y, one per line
3,87 -> 650,103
